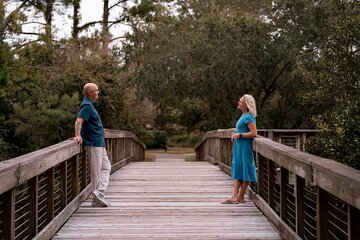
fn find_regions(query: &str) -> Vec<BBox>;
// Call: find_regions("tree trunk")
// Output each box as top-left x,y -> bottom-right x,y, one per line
72,0 -> 80,41
71,0 -> 80,61
102,0 -> 110,56
44,0 -> 54,43
0,0 -> 4,42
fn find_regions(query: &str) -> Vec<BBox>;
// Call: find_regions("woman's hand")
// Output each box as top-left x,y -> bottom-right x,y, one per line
231,133 -> 241,142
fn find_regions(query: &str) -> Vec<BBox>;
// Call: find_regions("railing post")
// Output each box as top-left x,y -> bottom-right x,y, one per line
46,168 -> 55,222
131,138 -> 135,161
72,155 -> 80,198
79,150 -> 87,190
280,167 -> 289,221
205,140 -> 209,161
302,133 -> 307,151
258,155 -> 269,201
268,129 -> 274,140
60,161 -> 67,207
2,189 -> 15,239
213,137 -> 221,164
349,205 -> 360,240
296,176 -> 305,238
255,151 -> 260,194
268,161 -> 276,211
28,176 -> 39,238
317,187 -> 329,240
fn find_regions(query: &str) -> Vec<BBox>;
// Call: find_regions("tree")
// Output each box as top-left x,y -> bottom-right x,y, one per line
126,0 -> 305,130
179,98 -> 209,134
0,42 -> 13,159
304,7 -> 360,169
0,0 -> 32,43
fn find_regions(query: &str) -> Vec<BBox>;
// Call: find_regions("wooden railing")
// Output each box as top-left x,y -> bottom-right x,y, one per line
0,129 -> 145,240
257,129 -> 318,151
195,129 -> 360,240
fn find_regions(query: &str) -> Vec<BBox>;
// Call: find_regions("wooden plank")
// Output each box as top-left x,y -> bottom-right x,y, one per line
53,160 -> 281,239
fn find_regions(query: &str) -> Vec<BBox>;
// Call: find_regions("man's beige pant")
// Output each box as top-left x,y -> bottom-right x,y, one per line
85,146 -> 111,192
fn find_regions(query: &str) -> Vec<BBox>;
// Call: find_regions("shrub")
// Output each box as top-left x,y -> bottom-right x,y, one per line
143,130 -> 167,149
168,133 -> 200,147
305,100 -> 360,170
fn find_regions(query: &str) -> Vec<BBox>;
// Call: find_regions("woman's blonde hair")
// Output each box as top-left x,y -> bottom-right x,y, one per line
243,94 -> 257,117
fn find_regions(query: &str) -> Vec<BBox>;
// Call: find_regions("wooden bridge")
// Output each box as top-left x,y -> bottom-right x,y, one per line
0,129 -> 359,239
54,158 -> 280,239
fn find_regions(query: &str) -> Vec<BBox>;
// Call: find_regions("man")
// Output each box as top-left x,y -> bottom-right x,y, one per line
74,83 -> 111,207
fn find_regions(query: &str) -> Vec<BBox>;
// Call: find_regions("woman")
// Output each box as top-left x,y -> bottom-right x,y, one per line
222,94 -> 257,204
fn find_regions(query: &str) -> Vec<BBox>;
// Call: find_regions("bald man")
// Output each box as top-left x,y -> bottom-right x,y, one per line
74,83 -> 111,207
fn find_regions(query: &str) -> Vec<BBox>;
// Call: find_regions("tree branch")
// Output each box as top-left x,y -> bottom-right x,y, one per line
109,0 -> 127,11
10,39 -> 40,51
110,35 -> 126,42
19,31 -> 41,36
352,48 -> 360,55
22,21 -> 45,26
78,20 -> 103,31
108,16 -> 128,28
1,0 -> 32,38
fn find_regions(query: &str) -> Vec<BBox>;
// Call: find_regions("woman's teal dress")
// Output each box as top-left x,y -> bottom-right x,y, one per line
231,113 -> 257,182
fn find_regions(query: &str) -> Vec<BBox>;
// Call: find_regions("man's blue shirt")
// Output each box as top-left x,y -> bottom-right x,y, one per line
77,96 -> 105,147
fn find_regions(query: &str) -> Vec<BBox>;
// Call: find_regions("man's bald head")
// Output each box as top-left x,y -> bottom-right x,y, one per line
84,83 -> 98,95
83,83 -> 100,101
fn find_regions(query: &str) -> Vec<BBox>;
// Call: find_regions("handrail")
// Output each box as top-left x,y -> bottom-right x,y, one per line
0,130 -> 145,240
195,129 -> 360,240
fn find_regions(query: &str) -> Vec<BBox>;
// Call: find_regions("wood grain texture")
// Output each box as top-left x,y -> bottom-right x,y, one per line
53,158 -> 281,239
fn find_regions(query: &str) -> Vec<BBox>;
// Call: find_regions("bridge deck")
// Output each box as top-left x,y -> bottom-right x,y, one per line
53,155 -> 280,239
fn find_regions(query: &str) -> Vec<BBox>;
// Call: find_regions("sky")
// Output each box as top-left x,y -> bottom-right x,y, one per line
54,1 -> 129,39
5,1 -> 133,46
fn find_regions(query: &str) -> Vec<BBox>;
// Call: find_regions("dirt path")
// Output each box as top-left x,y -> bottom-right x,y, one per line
153,153 -> 191,162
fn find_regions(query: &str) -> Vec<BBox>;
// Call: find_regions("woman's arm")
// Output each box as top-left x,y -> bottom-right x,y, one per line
232,122 -> 257,140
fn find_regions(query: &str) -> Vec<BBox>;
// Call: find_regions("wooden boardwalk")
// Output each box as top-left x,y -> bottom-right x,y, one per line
53,155 -> 280,239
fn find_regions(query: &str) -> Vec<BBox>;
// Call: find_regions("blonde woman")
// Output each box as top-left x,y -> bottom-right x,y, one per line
222,94 -> 257,204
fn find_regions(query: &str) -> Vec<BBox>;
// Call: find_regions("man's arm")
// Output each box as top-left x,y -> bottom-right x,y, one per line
74,117 -> 84,143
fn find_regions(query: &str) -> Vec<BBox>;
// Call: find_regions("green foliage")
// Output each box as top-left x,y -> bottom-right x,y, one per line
0,40 -> 135,160
179,98 -> 209,133
0,116 -> 9,160
0,43 -> 15,160
0,43 -> 11,86
0,1 -> 172,160
129,0 -> 172,22
168,133 -> 200,148
8,93 -> 79,155
126,0 -> 318,130
306,101 -> 360,170
0,0 -> 359,173
302,4 -> 360,169
141,130 -> 167,149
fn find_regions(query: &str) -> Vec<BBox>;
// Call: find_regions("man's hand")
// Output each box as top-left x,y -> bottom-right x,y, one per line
73,136 -> 83,144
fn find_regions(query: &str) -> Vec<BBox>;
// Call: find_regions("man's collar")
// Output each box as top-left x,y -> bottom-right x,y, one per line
84,96 -> 95,104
